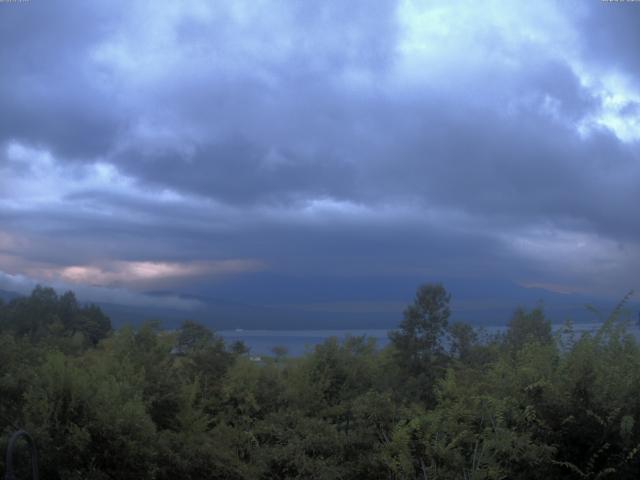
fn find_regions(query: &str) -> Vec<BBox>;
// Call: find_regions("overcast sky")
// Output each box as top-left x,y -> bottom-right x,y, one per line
0,0 -> 639,320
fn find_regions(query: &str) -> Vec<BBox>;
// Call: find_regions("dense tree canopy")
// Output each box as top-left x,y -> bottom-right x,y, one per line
1,284 -> 640,479
389,283 -> 452,405
0,286 -> 111,348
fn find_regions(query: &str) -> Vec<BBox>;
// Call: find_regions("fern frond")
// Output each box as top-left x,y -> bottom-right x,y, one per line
551,460 -> 587,477
594,467 -> 617,479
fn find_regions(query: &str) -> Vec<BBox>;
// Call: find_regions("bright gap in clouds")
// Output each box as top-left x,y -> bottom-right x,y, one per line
53,259 -> 266,286
1,141 -> 197,215
592,75 -> 640,143
3,141 -> 132,209
397,0 -> 640,144
396,0 -> 575,87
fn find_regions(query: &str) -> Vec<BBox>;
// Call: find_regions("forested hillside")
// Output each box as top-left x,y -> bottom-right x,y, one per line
1,285 -> 639,479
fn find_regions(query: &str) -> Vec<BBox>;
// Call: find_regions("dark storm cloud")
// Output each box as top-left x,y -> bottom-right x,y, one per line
0,1 -> 125,158
1,0 -> 639,308
578,1 -> 640,81
362,97 -> 640,240
111,56 -> 611,215
114,139 -> 358,206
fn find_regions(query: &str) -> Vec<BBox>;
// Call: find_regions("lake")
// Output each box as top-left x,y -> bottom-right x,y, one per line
219,322 -> 640,357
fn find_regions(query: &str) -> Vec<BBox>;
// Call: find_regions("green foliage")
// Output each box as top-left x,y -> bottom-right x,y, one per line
0,286 -> 111,349
390,284 -> 451,366
23,352 -> 157,479
2,285 -> 640,478
448,321 -> 479,362
504,305 -> 553,352
389,283 -> 452,406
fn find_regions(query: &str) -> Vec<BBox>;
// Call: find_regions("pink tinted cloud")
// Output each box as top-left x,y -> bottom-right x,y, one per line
39,259 -> 266,286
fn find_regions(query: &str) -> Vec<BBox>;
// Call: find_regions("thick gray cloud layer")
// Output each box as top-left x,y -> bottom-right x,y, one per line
1,0 -> 639,313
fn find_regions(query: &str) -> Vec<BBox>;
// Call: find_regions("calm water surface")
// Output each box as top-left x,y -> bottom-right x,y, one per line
219,322 -> 640,357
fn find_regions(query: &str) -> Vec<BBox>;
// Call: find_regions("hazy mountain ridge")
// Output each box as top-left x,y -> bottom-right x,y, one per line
1,284 -> 637,330
0,289 -> 20,303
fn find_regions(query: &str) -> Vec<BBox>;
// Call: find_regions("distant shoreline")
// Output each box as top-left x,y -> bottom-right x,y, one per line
218,322 -> 640,356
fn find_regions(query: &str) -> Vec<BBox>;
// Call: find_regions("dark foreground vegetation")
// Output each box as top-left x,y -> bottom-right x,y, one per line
1,285 -> 639,479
